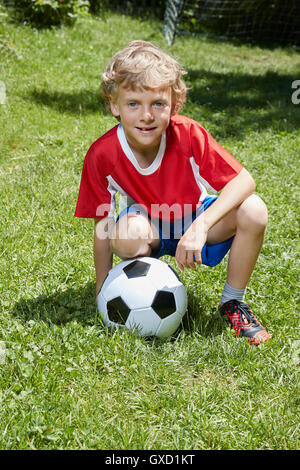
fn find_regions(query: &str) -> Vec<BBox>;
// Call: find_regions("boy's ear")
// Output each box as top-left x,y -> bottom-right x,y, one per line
109,99 -> 120,118
171,101 -> 178,116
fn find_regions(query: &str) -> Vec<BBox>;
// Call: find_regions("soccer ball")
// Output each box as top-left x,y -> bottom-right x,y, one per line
97,257 -> 187,338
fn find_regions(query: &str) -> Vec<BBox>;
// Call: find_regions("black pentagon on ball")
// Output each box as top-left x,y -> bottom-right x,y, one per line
151,290 -> 176,319
107,296 -> 131,324
123,260 -> 150,279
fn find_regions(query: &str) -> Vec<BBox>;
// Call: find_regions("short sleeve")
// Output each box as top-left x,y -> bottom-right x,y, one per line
190,121 -> 243,192
74,143 -> 113,219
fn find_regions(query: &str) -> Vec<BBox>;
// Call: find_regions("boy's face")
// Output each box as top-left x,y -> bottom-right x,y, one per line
109,85 -> 173,158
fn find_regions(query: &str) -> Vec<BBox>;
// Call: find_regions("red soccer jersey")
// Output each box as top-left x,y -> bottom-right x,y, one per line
74,114 -> 243,222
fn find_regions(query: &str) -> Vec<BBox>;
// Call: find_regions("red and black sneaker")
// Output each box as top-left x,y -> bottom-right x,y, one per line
219,299 -> 271,346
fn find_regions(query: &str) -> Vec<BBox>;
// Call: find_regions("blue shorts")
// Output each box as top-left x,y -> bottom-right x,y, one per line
116,196 -> 234,267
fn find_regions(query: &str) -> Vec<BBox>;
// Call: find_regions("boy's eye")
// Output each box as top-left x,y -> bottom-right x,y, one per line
128,102 -> 137,107
154,101 -> 164,107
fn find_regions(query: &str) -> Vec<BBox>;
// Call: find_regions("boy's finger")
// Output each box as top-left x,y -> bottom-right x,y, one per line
193,252 -> 202,265
175,259 -> 184,272
175,249 -> 185,272
186,251 -> 196,269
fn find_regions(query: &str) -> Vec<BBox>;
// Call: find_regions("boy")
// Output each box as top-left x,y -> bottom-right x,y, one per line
75,40 -> 271,345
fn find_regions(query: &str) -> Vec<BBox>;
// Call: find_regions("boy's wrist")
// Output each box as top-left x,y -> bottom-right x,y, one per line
191,212 -> 210,234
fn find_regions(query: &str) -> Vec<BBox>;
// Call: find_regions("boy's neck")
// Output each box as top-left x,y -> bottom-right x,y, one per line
130,144 -> 161,169
124,131 -> 162,169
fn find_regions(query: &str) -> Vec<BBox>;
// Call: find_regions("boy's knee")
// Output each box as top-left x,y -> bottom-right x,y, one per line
238,194 -> 268,232
110,213 -> 152,259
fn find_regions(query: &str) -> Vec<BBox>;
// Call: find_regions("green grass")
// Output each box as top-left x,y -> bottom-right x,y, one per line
0,11 -> 299,450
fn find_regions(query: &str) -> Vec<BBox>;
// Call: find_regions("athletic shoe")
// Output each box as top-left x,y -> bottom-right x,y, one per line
219,299 -> 271,345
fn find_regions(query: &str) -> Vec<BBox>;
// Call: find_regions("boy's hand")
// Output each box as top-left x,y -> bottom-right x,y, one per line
175,217 -> 208,272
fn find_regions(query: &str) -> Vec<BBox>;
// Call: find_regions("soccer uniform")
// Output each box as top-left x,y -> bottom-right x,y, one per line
75,114 -> 243,266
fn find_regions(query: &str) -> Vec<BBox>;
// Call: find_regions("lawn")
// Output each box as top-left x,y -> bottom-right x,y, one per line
0,10 -> 299,450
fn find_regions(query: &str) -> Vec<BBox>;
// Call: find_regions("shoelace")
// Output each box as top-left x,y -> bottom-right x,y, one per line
235,303 -> 259,327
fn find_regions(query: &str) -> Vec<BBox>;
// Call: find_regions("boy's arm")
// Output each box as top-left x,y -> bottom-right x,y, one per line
175,168 -> 255,271
201,167 -> 255,230
94,217 -> 114,296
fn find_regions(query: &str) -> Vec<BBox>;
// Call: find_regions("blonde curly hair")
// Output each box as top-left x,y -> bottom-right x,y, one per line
101,40 -> 187,114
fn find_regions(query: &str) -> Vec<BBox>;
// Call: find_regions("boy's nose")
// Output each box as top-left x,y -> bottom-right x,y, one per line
141,106 -> 154,122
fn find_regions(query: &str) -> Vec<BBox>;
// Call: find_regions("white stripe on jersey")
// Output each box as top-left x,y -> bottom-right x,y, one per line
189,156 -> 217,198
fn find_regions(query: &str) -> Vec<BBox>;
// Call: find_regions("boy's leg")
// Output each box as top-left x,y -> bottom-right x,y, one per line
110,212 -> 160,260
207,193 -> 268,289
207,194 -> 270,345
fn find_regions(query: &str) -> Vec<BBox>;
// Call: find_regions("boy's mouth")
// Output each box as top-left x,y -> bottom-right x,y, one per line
136,126 -> 156,133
